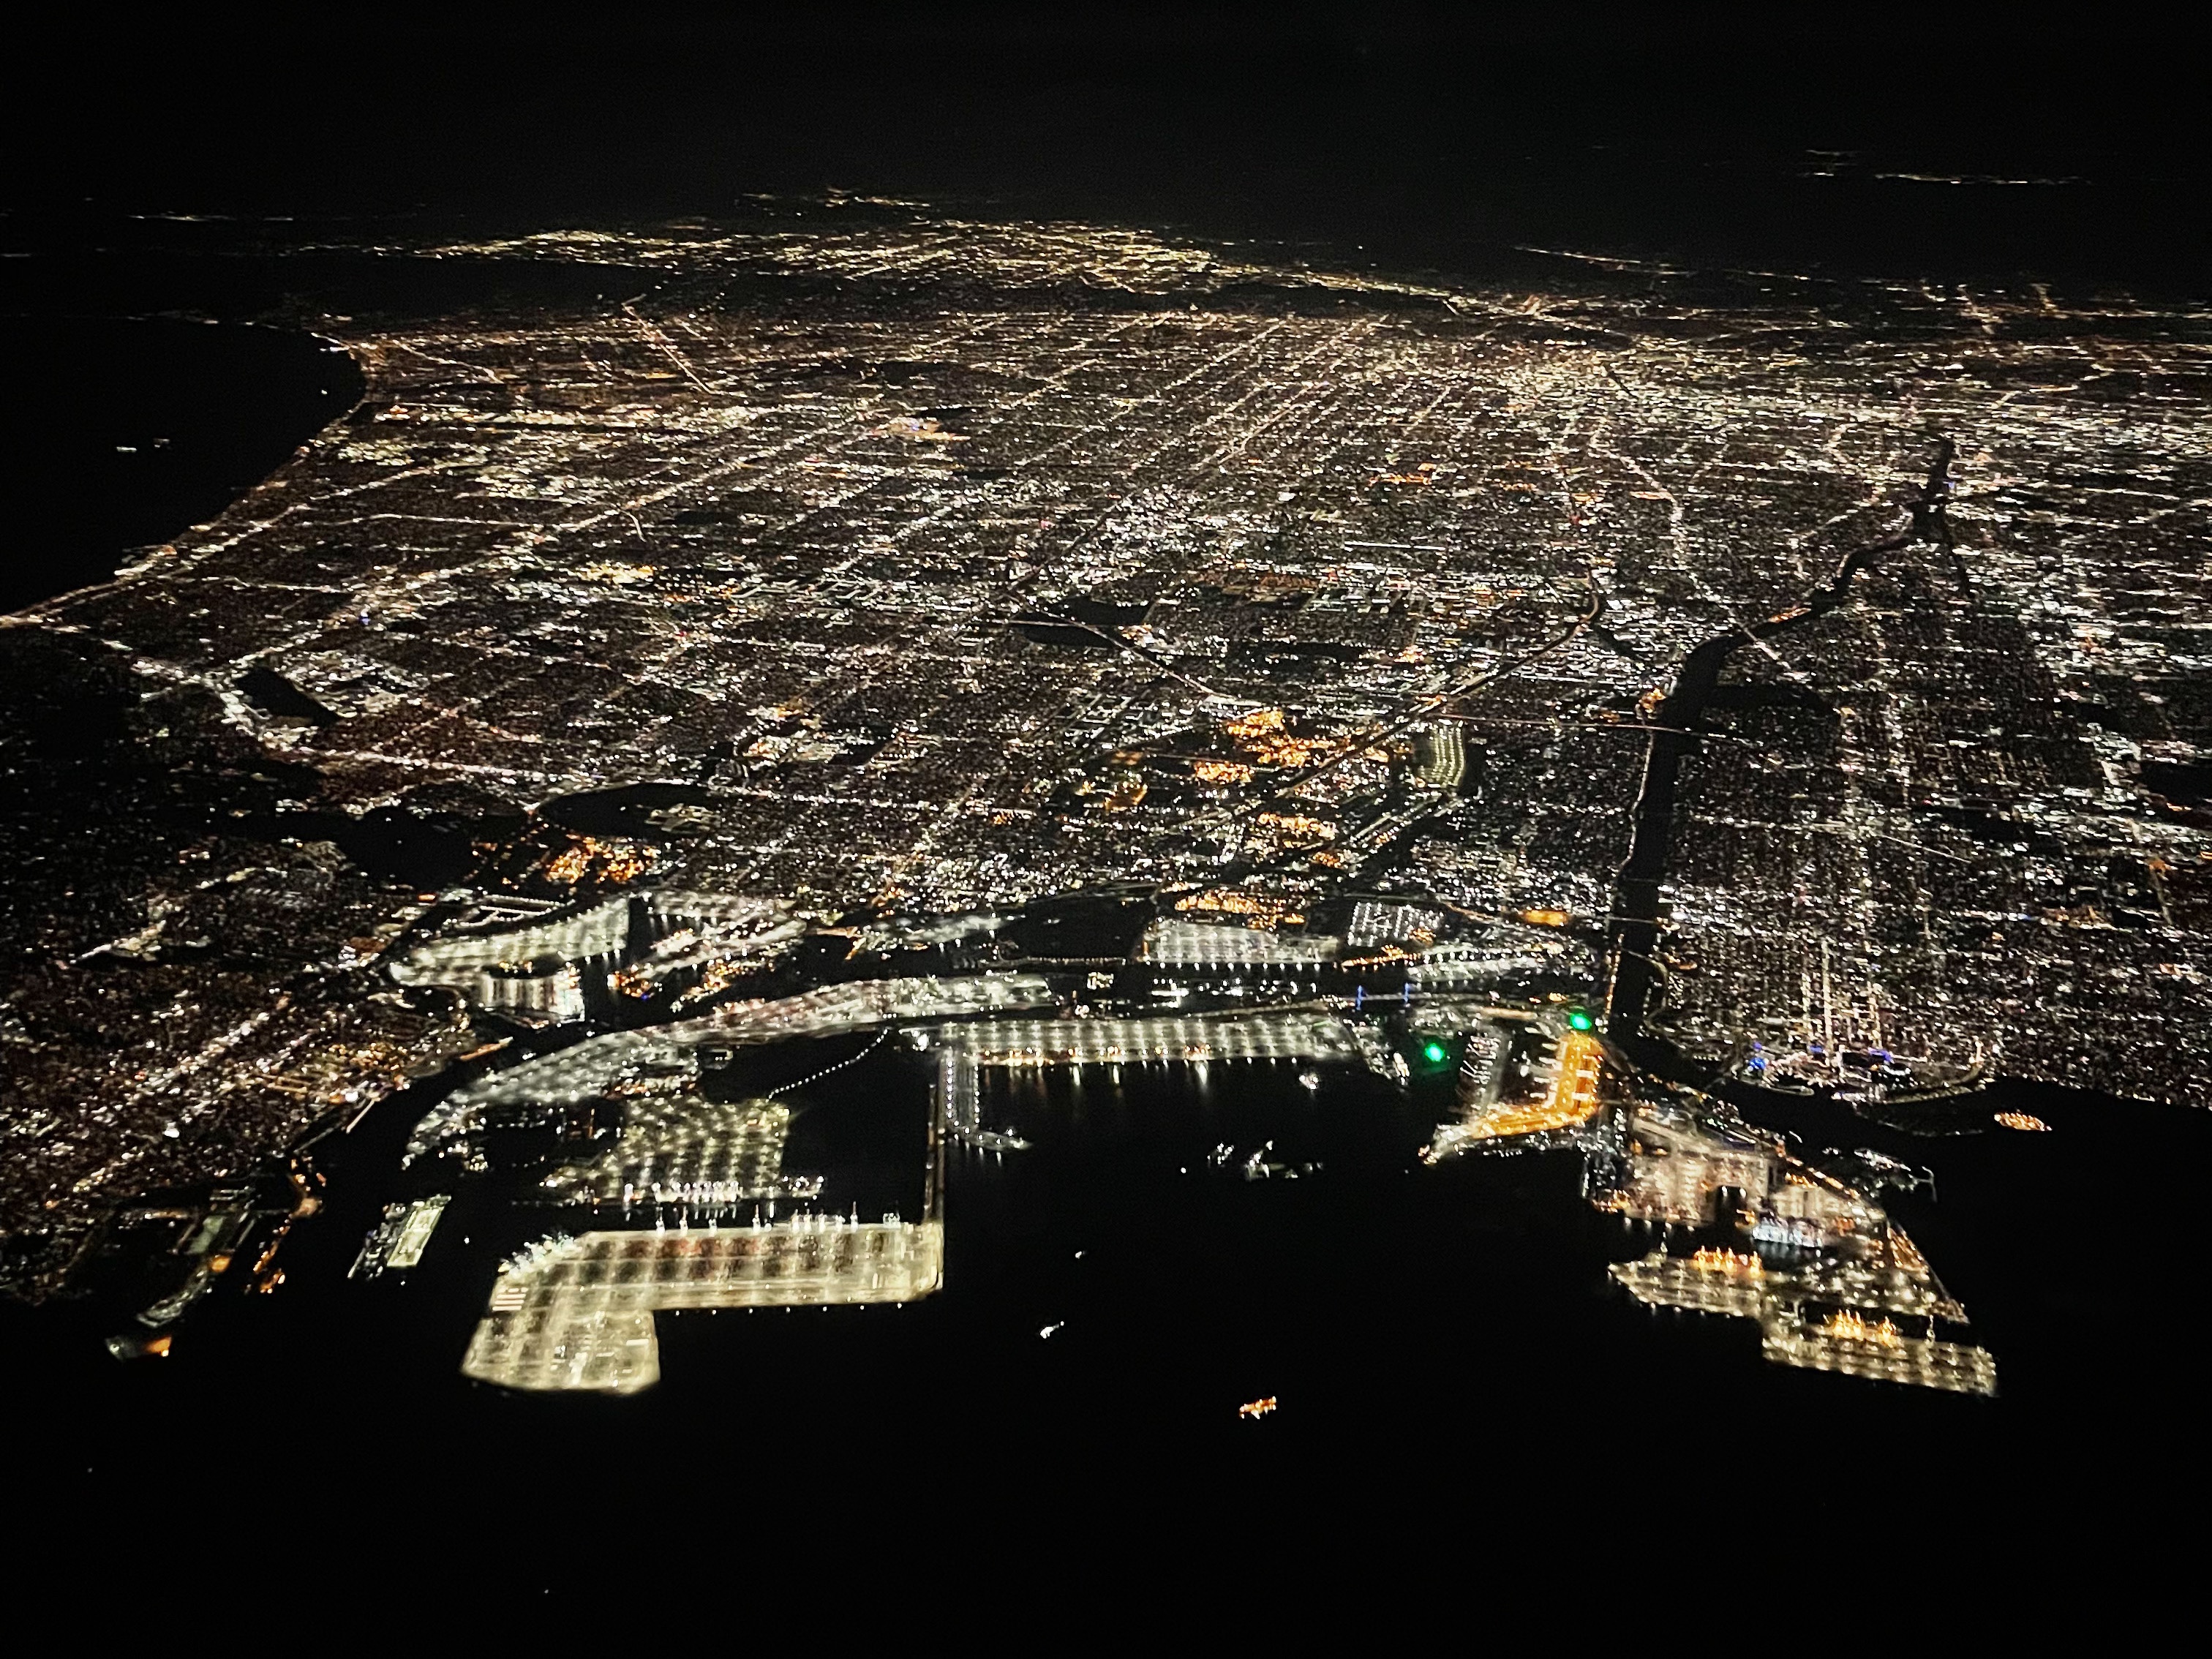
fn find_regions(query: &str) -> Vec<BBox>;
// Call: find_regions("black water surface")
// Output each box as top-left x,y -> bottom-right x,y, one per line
0,315 -> 362,612
7,1047 -> 2205,1570
538,783 -> 715,840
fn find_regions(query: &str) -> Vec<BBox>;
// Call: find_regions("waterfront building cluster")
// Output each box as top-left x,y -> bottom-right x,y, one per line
1592,1097 -> 1996,1396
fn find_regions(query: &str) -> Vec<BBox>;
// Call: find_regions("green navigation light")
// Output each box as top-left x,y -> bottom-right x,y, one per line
1567,1010 -> 1595,1032
1423,1041 -> 1448,1064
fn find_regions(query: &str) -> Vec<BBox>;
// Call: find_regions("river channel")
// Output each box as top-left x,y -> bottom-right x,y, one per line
1604,440 -> 1958,1094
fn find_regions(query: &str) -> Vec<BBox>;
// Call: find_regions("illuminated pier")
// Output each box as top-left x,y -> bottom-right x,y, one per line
544,1097 -> 791,1207
392,896 -> 631,991
407,973 -> 1055,1159
1423,1022 -> 1606,1159
1593,1103 -> 1997,1396
936,1010 -> 1359,1067
1139,920 -> 1339,968
1761,1313 -> 1998,1396
460,1217 -> 944,1394
935,1050 -> 1028,1151
384,1196 -> 449,1271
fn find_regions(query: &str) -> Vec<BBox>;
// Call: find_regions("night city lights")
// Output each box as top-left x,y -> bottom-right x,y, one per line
4,10 -> 2205,1585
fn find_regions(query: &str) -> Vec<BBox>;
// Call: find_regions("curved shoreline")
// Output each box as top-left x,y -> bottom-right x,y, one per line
0,315 -> 366,621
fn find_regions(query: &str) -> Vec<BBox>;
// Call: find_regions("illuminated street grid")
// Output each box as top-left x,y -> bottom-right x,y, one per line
5,203 -> 2207,1286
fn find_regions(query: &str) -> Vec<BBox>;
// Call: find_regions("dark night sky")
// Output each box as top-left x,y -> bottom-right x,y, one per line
10,4 -> 2207,287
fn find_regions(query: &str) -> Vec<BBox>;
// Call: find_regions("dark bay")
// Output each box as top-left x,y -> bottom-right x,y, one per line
0,315 -> 361,614
6,1045 -> 2201,1544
